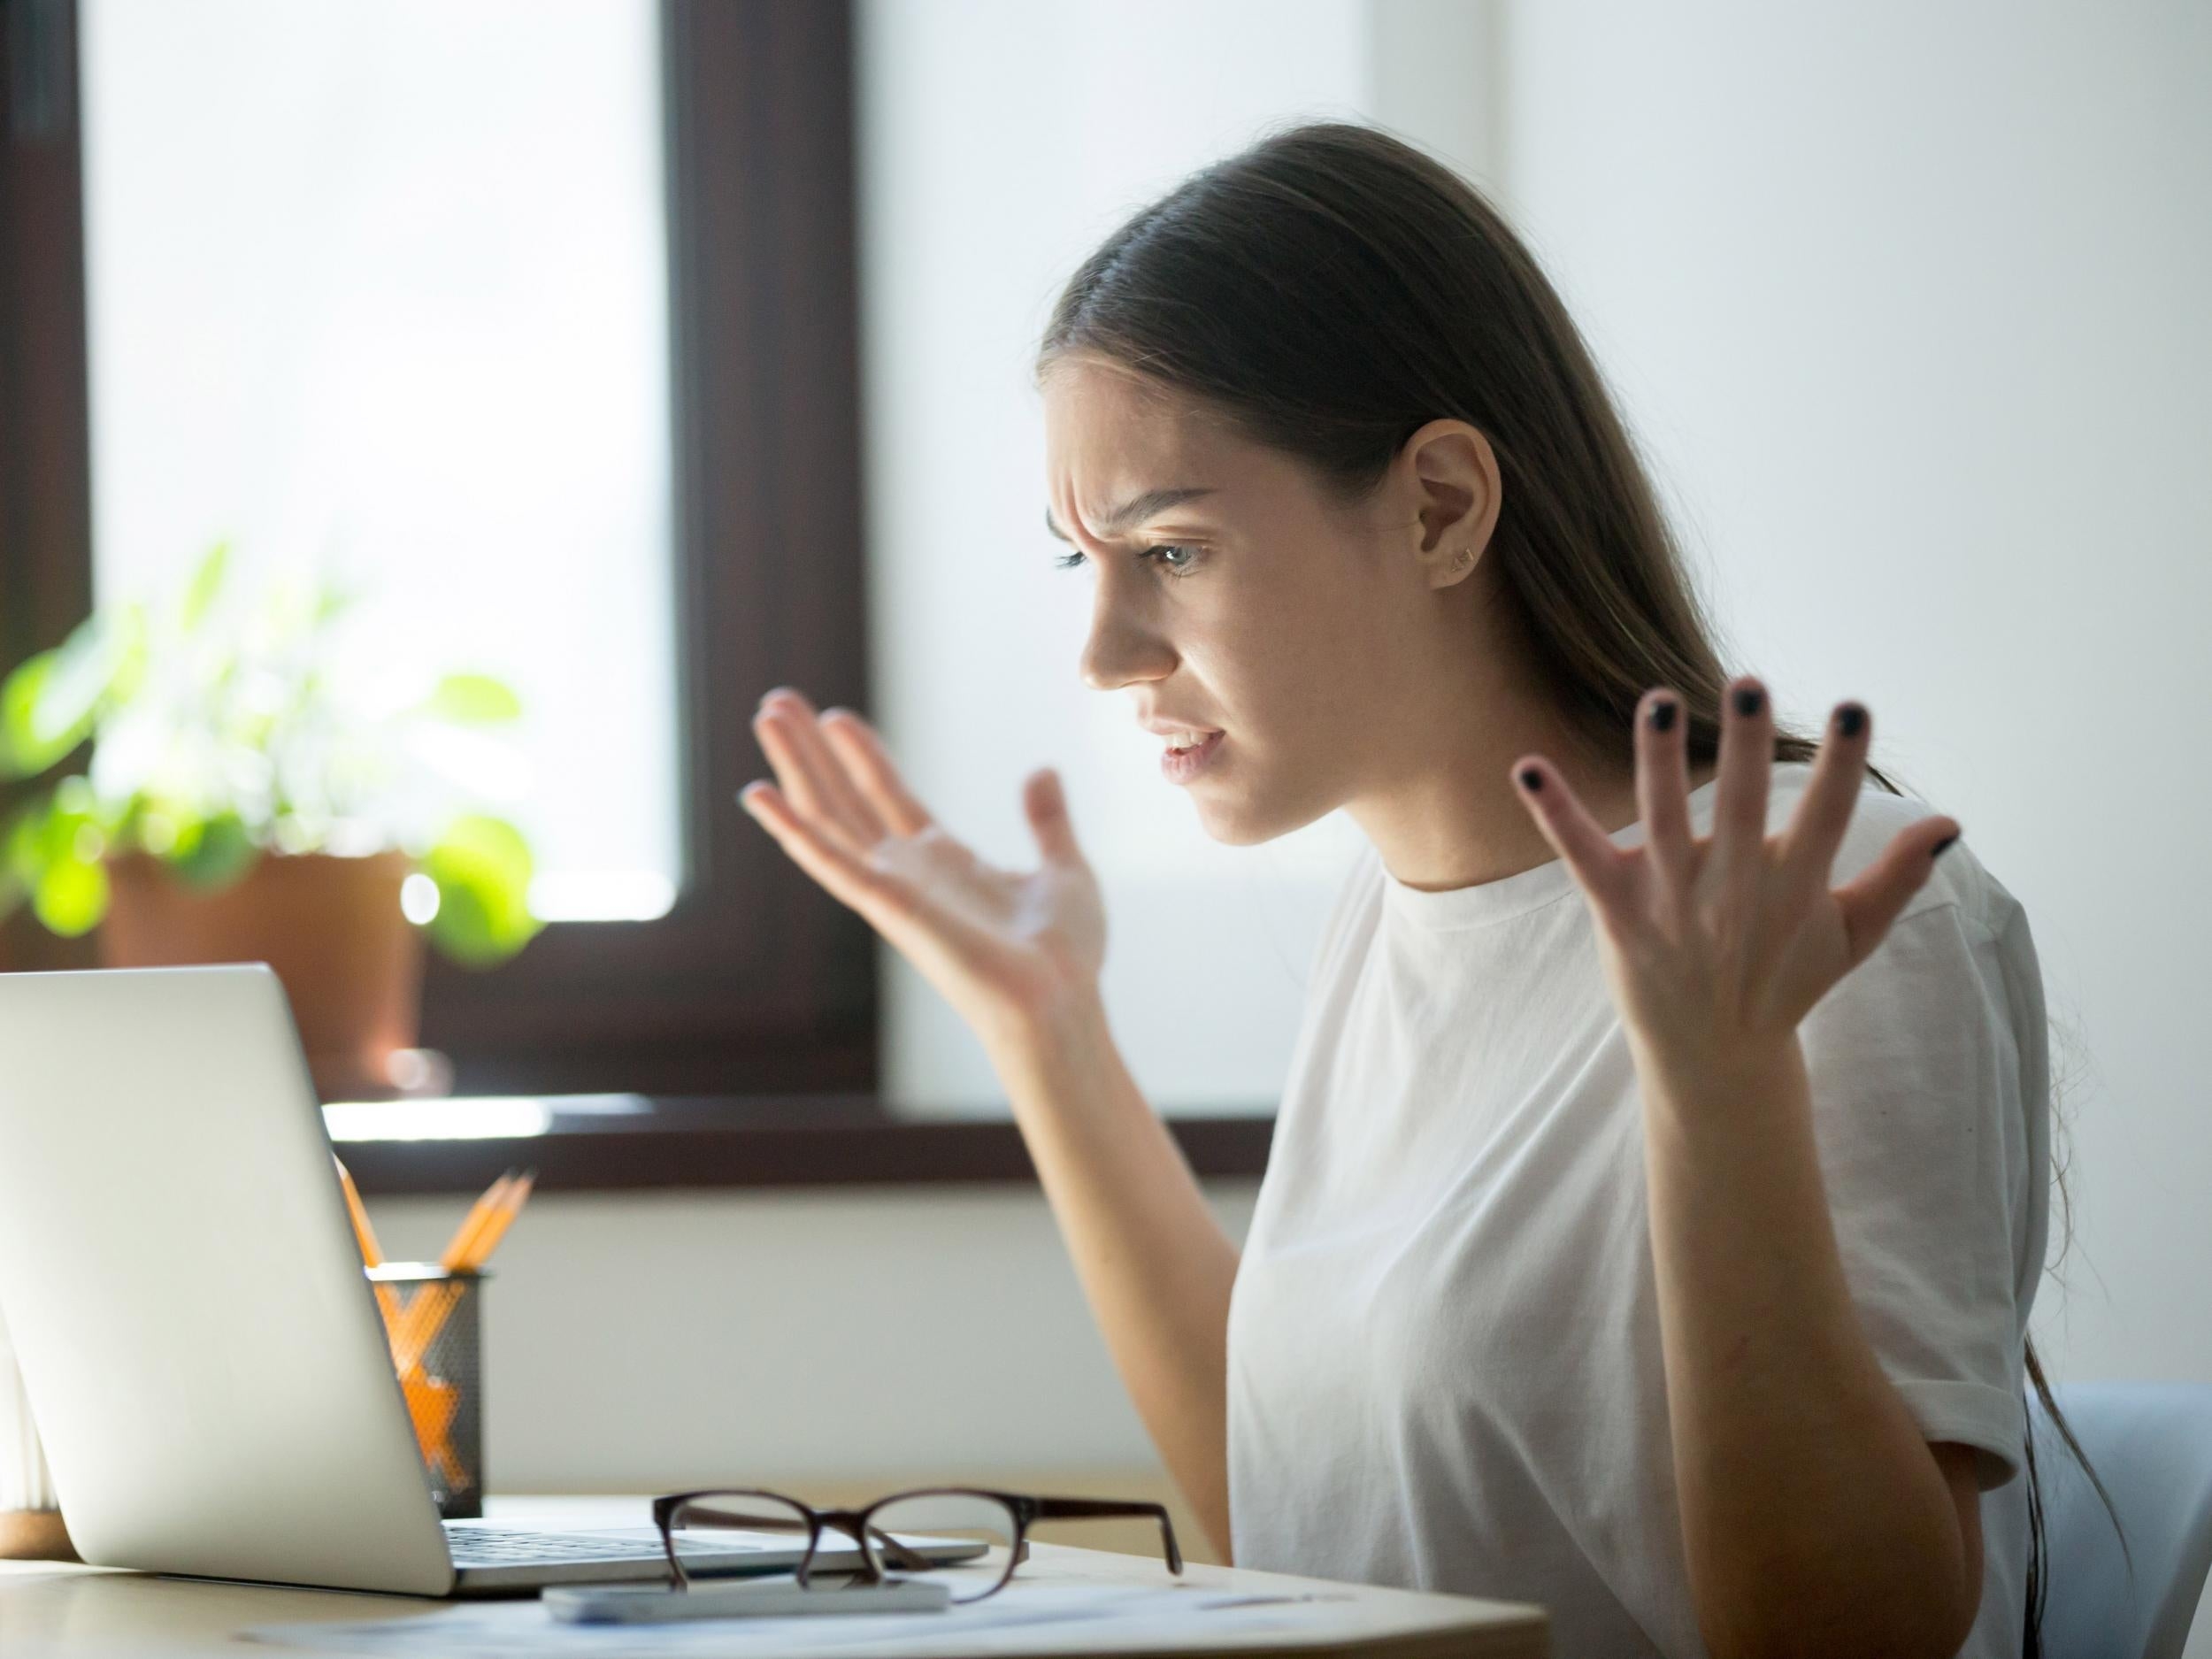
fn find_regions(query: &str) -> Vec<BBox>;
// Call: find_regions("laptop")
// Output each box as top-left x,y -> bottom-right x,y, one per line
0,964 -> 983,1594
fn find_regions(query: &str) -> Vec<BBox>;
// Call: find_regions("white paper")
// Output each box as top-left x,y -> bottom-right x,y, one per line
240,1580 -> 1364,1657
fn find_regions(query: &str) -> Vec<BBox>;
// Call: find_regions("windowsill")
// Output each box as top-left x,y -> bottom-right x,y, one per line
328,1094 -> 1274,1195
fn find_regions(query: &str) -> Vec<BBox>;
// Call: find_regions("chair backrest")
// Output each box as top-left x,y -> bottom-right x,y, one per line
2030,1381 -> 2212,1659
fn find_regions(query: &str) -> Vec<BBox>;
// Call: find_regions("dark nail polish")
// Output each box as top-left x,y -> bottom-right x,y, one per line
1518,766 -> 1543,792
1932,833 -> 1958,859
1648,699 -> 1677,733
1733,686 -> 1764,718
1837,703 -> 1866,738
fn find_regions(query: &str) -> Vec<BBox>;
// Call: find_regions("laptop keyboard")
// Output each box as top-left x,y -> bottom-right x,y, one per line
445,1527 -> 731,1565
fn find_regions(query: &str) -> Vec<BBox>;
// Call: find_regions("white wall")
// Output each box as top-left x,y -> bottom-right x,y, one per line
365,1184 -> 1257,1489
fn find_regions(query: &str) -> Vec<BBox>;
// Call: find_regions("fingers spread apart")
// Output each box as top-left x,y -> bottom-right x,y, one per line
753,691 -> 886,849
818,708 -> 934,839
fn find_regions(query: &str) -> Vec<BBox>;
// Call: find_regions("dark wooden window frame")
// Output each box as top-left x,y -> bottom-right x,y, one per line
3,0 -> 880,1099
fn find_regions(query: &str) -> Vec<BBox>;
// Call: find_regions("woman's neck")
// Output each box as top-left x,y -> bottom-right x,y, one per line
1344,634 -> 1720,893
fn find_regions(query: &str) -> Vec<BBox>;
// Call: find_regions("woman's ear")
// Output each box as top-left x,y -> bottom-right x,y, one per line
1401,419 -> 1502,589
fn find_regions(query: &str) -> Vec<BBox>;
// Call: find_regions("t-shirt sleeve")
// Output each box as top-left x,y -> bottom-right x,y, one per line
1796,897 -> 2039,1492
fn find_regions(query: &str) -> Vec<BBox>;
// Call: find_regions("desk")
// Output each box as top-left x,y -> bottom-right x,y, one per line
0,1495 -> 1548,1658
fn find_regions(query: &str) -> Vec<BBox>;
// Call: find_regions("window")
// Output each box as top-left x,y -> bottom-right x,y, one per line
80,0 -> 683,924
1,0 -> 876,1098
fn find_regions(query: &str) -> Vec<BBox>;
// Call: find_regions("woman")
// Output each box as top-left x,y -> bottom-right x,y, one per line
741,122 -> 2078,1658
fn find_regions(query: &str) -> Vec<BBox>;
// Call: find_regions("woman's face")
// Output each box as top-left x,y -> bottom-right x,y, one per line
1041,354 -> 1494,847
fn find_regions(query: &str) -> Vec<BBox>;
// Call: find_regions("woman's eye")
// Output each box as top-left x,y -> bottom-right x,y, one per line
1051,545 -> 1201,576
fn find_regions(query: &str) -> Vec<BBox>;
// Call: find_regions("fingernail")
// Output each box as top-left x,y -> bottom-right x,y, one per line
1648,698 -> 1677,733
1932,833 -> 1958,859
1837,703 -> 1866,738
1518,766 -> 1543,792
1732,686 -> 1764,718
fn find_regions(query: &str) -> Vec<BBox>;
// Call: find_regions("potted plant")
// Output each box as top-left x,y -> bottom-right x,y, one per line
0,541 -> 544,1099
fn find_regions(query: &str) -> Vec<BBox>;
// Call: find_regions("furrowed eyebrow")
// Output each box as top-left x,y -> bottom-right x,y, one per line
1044,487 -> 1217,543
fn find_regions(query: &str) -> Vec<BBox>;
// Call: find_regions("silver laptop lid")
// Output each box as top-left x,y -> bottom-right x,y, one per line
0,964 -> 455,1594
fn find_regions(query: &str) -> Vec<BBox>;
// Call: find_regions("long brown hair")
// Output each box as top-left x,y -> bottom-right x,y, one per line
1040,118 -> 2116,1653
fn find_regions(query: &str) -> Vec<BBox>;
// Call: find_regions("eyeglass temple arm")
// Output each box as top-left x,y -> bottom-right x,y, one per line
1025,1499 -> 1183,1572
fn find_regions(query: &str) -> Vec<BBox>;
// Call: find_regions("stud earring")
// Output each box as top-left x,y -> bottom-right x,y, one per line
1454,547 -> 1475,569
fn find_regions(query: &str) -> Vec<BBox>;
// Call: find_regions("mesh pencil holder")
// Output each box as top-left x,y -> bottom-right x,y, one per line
367,1263 -> 488,1521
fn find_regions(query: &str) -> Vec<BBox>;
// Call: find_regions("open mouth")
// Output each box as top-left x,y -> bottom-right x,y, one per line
1159,730 -> 1225,781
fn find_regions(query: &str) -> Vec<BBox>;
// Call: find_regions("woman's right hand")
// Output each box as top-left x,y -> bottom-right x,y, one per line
740,688 -> 1107,1051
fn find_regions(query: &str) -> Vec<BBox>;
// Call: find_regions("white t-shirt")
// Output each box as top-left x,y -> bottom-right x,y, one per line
1226,761 -> 2048,1658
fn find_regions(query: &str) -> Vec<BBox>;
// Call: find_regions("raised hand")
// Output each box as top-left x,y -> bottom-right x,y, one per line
1508,677 -> 1962,1089
739,688 -> 1107,1049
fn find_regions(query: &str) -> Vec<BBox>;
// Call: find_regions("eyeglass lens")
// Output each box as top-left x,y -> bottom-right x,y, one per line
664,1492 -> 816,1586
861,1491 -> 1021,1602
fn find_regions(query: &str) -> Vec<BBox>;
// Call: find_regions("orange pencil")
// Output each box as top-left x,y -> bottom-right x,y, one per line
414,1168 -> 534,1487
336,1157 -> 401,1323
334,1156 -> 385,1266
388,1182 -> 499,1364
438,1170 -> 518,1271
396,1168 -> 536,1368
388,1280 -> 460,1371
456,1170 -> 534,1271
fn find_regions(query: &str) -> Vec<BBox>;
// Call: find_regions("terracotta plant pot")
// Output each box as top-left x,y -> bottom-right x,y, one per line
0,1509 -> 74,1563
97,849 -> 426,1102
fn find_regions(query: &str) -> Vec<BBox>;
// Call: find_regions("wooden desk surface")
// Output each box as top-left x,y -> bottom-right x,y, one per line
0,1495 -> 1548,1658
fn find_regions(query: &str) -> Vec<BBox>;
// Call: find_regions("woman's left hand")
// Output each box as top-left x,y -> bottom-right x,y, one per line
1509,677 -> 1961,1087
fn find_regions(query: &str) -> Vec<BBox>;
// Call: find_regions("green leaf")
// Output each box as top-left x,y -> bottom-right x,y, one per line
3,798 -> 45,878
0,657 -> 57,780
421,673 -> 523,725
34,790 -> 96,865
52,772 -> 96,820
107,602 -> 153,707
165,810 -> 261,891
180,540 -> 231,632
32,853 -> 108,936
419,813 -> 542,968
0,614 -> 117,780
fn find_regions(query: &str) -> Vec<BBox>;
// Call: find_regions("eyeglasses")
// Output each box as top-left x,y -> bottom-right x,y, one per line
649,1486 -> 1184,1604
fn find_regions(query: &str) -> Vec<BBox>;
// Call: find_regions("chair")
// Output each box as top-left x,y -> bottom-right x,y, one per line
2029,1381 -> 2212,1659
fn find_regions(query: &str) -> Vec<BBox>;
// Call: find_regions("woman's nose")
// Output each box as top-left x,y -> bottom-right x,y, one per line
1078,584 -> 1174,692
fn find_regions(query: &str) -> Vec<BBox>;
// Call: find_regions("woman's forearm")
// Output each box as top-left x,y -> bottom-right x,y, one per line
987,983 -> 1240,1560
1638,1038 -> 1978,1659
